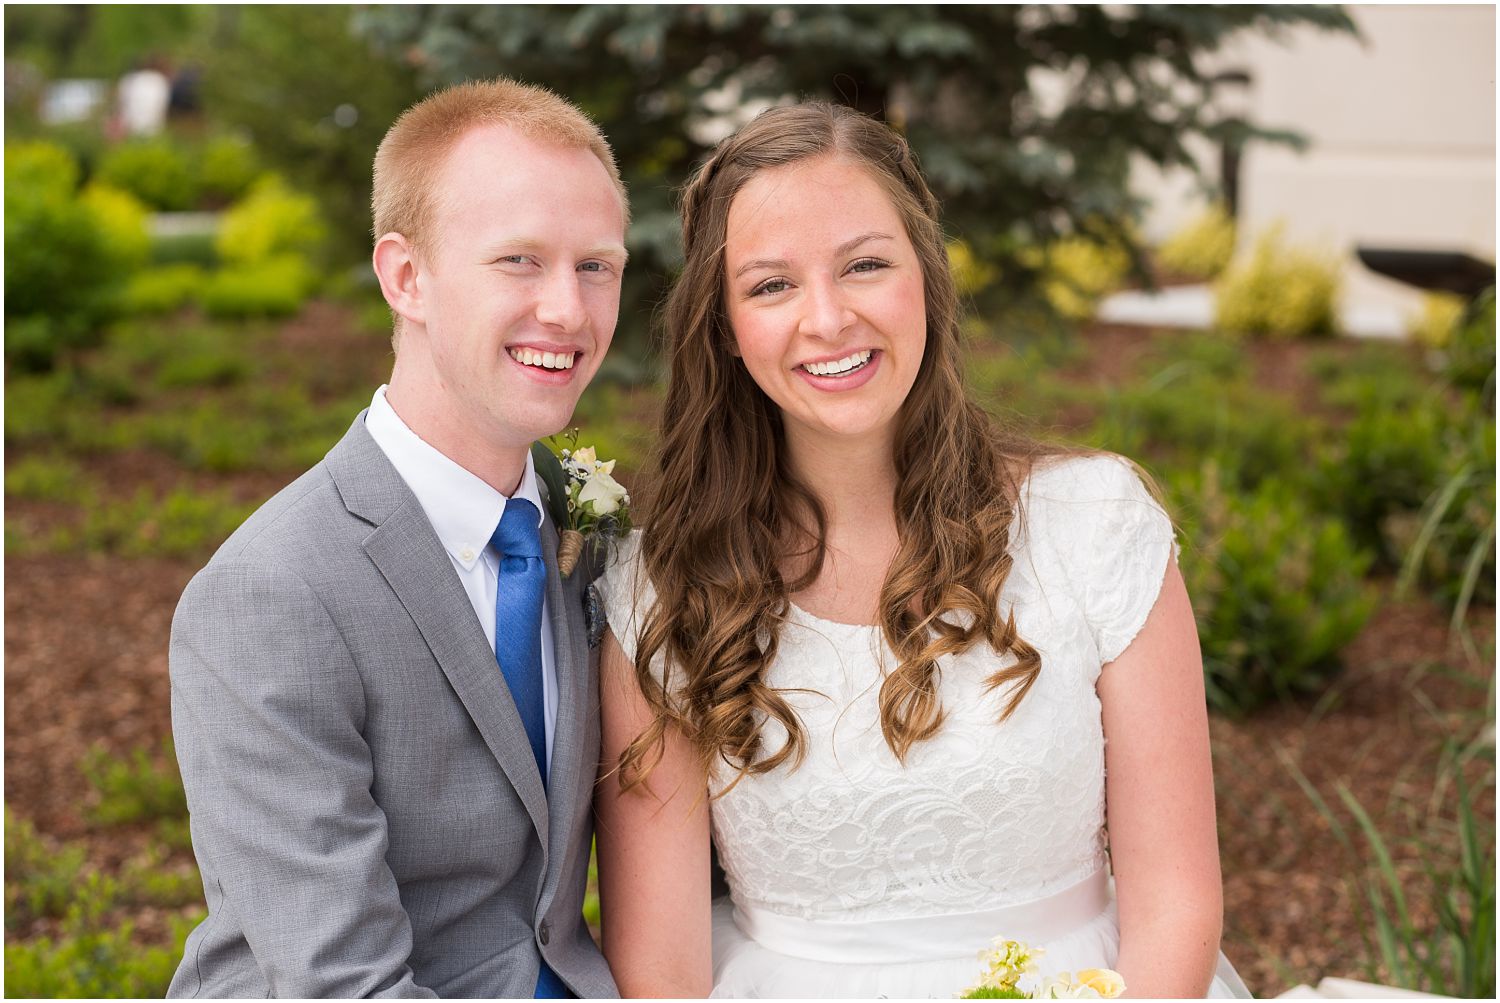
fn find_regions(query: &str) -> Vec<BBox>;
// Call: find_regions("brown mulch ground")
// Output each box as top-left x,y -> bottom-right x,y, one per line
4,311 -> 1493,997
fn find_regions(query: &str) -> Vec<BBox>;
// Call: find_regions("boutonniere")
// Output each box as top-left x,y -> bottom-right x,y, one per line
530,429 -> 632,578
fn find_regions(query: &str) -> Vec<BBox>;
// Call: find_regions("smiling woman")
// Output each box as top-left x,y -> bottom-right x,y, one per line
592,102 -> 1253,1000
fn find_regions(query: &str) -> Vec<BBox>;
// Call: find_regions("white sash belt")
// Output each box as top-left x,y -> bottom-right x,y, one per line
731,868 -> 1111,965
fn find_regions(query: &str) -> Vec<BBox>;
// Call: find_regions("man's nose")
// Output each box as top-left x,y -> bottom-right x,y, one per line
534,269 -> 588,333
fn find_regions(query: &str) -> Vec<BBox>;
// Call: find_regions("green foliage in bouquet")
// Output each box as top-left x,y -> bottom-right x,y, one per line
1174,463 -> 1376,715
1157,202 -> 1236,280
1215,225 -> 1341,338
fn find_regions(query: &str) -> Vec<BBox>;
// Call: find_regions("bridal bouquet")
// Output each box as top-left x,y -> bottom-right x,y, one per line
959,938 -> 1124,1000
531,430 -> 631,577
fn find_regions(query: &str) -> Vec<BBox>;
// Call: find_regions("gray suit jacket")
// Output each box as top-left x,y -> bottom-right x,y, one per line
168,414 -> 618,998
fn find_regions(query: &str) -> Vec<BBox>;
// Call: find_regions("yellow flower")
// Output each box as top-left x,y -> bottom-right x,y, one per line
1075,969 -> 1124,998
572,446 -> 597,466
974,938 -> 1042,991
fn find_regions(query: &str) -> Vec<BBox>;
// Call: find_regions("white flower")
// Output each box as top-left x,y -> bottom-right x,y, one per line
572,446 -> 597,466
578,467 -> 628,515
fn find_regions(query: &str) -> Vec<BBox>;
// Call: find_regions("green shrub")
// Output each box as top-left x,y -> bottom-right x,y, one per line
95,138 -> 198,211
5,455 -> 90,502
1089,368 -> 1318,491
215,176 -> 326,265
1394,415 -> 1496,619
4,140 -> 79,197
198,134 -> 263,204
1021,231 -> 1133,322
200,254 -> 318,318
4,144 -> 117,367
1411,291 -> 1468,349
1175,463 -> 1376,714
120,263 -> 205,315
1309,345 -> 1434,414
119,847 -> 203,909
2,893 -> 192,998
1157,202 -> 1236,280
4,370 -> 82,446
1313,392 -> 1451,565
78,183 -> 152,271
69,486 -> 256,557
1215,225 -> 1341,338
81,741 -> 188,826
4,808 -> 89,929
1443,288 -> 1496,397
155,327 -> 255,390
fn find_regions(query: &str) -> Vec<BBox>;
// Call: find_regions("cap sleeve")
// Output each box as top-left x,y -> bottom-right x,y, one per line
593,529 -> 655,670
1025,455 -> 1179,666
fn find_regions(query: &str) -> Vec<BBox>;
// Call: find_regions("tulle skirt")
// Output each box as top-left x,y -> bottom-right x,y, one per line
709,870 -> 1253,999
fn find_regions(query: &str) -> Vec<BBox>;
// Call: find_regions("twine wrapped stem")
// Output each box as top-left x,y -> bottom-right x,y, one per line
557,529 -> 585,577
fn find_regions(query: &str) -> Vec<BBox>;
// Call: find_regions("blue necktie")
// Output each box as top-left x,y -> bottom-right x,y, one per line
489,499 -> 572,1000
491,499 -> 548,784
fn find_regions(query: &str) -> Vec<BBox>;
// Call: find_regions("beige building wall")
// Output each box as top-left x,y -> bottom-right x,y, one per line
1134,3 -> 1496,329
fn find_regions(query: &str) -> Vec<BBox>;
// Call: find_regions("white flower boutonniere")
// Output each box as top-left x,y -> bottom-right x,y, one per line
530,429 -> 633,577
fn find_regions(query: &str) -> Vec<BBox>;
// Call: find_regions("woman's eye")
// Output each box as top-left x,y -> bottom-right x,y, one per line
751,278 -> 791,297
848,258 -> 890,274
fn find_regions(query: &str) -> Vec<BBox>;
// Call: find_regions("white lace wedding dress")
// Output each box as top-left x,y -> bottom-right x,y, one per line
598,455 -> 1253,998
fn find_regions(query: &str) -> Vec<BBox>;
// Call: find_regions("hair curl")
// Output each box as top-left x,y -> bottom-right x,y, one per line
621,103 -> 1062,794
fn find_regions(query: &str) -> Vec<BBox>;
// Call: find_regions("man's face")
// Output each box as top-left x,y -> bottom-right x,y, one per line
407,124 -> 627,452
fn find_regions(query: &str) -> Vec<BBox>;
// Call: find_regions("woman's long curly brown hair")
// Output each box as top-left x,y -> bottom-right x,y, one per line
620,103 -> 1061,793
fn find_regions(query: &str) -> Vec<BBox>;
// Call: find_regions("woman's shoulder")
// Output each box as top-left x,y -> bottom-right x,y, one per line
1021,451 -> 1159,509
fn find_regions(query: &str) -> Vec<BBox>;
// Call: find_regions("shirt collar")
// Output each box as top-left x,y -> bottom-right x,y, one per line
365,385 -> 547,571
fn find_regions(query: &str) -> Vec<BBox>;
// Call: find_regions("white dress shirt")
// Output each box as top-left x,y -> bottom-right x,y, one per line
364,386 -> 558,768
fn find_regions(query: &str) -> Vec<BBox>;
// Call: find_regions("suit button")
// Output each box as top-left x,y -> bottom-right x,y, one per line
539,920 -> 551,945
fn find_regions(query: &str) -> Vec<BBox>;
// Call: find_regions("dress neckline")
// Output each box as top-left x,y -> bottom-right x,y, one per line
787,600 -> 881,632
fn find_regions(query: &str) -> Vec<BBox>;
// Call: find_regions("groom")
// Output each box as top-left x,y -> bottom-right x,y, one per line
168,79 -> 627,998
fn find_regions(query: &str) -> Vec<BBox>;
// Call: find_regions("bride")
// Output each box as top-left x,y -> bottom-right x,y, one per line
593,102 -> 1251,999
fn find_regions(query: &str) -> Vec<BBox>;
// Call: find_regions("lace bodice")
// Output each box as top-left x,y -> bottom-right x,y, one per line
597,455 -> 1177,924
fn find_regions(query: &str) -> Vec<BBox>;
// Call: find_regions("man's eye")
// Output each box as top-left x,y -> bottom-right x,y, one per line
579,261 -> 606,273
497,255 -> 532,266
751,278 -> 791,297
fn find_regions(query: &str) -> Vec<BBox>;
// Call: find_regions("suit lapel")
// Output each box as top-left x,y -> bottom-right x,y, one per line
539,509 -> 589,870
329,416 -> 550,843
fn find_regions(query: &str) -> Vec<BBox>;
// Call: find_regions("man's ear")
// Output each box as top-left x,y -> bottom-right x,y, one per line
373,232 -> 425,329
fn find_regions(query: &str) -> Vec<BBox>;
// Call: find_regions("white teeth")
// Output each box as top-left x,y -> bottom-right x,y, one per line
802,350 -> 872,377
508,348 -> 576,370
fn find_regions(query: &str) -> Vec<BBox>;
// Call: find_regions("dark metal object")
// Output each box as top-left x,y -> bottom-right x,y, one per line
1357,247 -> 1496,299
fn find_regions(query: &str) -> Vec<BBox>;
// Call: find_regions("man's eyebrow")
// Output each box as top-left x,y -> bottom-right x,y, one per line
482,238 -> 629,264
731,231 -> 894,279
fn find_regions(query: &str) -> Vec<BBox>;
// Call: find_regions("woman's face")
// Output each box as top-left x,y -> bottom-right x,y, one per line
723,155 -> 927,453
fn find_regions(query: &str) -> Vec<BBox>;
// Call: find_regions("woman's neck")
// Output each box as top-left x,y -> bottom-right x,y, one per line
783,424 -> 899,531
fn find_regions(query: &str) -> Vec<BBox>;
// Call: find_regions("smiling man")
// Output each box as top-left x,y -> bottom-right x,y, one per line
168,80 -> 626,999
